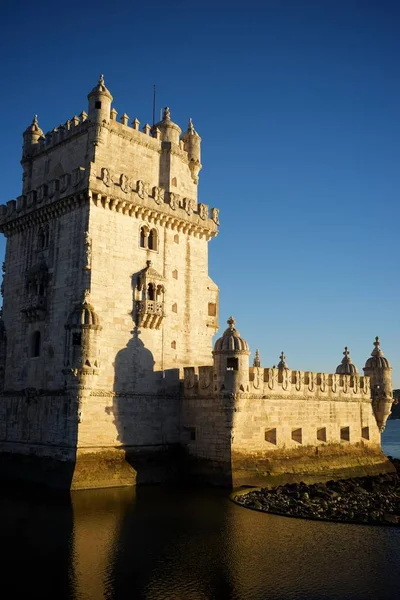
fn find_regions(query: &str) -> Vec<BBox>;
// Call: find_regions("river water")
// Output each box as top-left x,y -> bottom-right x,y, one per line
1,421 -> 399,600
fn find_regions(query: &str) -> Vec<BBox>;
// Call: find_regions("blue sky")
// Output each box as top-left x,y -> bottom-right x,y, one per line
1,0 -> 399,384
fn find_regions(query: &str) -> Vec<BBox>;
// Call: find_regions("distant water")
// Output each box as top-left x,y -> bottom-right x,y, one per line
382,419 -> 400,458
0,423 -> 399,600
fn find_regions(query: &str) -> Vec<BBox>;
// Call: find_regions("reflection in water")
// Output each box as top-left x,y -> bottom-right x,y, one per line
1,479 -> 399,599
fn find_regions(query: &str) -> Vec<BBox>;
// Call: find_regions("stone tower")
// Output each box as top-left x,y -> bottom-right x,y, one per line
0,76 -> 219,488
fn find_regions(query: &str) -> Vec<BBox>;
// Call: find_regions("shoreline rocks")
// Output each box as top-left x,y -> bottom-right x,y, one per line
233,459 -> 400,526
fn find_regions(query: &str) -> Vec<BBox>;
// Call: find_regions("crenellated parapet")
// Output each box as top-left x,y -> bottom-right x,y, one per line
249,367 -> 371,400
183,365 -> 371,401
0,173 -> 88,236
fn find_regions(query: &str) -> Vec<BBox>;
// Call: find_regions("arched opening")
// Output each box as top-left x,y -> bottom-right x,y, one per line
38,228 -> 45,249
148,228 -> 158,251
44,225 -> 50,248
148,283 -> 155,301
140,227 -> 146,248
31,331 -> 41,357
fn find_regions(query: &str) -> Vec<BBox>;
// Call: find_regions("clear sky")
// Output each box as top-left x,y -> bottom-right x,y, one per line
1,0 -> 399,385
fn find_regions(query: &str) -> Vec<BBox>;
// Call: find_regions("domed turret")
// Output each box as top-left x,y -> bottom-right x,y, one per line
335,347 -> 358,375
153,106 -> 181,145
277,352 -> 289,370
66,299 -> 101,329
364,336 -> 391,370
64,294 -> 101,385
213,317 -> 250,394
363,337 -> 393,432
181,118 -> 202,183
87,74 -> 113,123
23,115 -> 43,155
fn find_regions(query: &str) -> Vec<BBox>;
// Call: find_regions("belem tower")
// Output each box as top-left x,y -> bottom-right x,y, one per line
0,76 -> 395,489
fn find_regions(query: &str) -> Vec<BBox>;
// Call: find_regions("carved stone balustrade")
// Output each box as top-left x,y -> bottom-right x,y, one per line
136,300 -> 164,329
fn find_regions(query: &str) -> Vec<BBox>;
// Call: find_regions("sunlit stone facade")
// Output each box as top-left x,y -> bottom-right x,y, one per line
0,77 -> 394,489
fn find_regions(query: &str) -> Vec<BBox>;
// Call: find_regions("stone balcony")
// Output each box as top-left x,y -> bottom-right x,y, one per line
21,294 -> 47,322
136,300 -> 165,329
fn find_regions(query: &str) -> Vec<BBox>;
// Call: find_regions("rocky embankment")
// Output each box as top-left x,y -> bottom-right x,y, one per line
234,460 -> 400,526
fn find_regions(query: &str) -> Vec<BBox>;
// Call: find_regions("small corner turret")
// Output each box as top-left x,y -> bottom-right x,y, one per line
181,118 -> 202,184
363,336 -> 393,431
23,115 -> 43,156
153,106 -> 182,145
213,316 -> 250,394
335,347 -> 358,375
87,74 -> 113,124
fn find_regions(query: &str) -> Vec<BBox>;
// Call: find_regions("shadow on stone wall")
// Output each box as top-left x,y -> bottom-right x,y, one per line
110,324 -> 181,485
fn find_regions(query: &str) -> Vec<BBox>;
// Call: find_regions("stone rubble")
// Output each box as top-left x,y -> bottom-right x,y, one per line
234,459 -> 400,526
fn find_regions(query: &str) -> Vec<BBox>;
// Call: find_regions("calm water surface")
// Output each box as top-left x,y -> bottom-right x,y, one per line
1,421 -> 399,600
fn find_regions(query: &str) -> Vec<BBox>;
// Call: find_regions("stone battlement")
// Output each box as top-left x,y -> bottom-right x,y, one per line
0,164 -> 219,238
183,365 -> 371,400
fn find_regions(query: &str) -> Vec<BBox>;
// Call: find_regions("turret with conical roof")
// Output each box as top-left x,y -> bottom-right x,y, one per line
87,74 -> 113,124
153,106 -> 182,145
335,347 -> 358,375
23,115 -> 44,155
213,316 -> 250,394
363,337 -> 393,431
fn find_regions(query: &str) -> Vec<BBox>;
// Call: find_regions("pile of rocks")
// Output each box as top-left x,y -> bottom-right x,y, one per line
234,469 -> 400,526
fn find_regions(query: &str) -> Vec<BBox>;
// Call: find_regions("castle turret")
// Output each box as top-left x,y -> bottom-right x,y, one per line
335,347 -> 358,375
154,106 -> 181,145
213,317 -> 250,394
63,293 -> 101,389
87,74 -> 113,124
277,351 -> 289,370
22,115 -> 43,156
363,337 -> 393,431
181,118 -> 202,183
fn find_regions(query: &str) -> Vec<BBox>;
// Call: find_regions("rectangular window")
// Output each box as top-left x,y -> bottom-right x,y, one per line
226,357 -> 238,371
185,426 -> 196,441
265,428 -> 277,445
361,426 -> 370,440
317,427 -> 327,442
292,428 -> 302,444
208,302 -> 217,317
72,332 -> 82,346
340,426 -> 350,442
95,101 -> 102,109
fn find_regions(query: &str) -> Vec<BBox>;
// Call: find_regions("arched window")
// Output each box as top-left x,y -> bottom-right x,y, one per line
38,225 -> 50,250
148,228 -> 158,251
44,225 -> 50,248
31,331 -> 41,357
147,283 -> 155,301
140,226 -> 146,248
38,228 -> 45,250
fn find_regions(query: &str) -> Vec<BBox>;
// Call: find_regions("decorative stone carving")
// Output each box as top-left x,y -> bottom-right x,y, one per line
37,184 -> 47,203
84,232 -> 92,270
101,167 -> 111,187
152,186 -> 164,205
137,180 -> 147,199
120,173 -> 130,193
48,179 -> 59,198
198,203 -> 208,220
168,192 -> 177,210
211,207 -> 219,225
59,173 -> 71,193
183,197 -> 193,216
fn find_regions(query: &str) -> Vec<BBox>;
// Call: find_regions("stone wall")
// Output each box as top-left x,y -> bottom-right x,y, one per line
0,391 -> 78,488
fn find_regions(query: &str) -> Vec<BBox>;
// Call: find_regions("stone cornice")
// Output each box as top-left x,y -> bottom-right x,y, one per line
90,187 -> 219,240
0,192 -> 87,236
